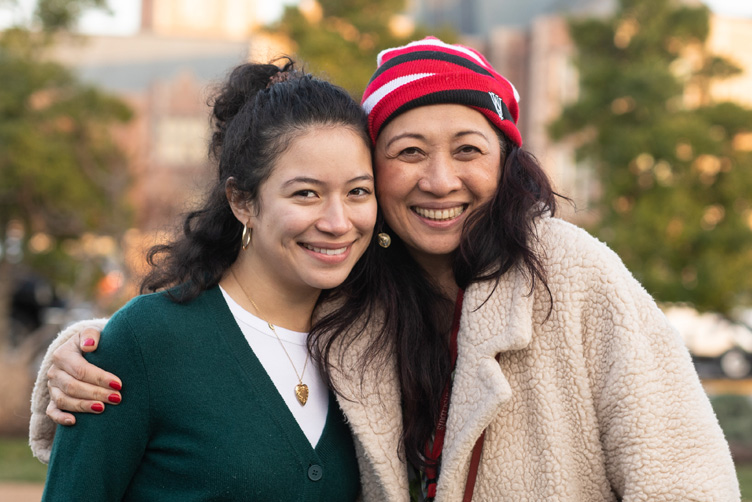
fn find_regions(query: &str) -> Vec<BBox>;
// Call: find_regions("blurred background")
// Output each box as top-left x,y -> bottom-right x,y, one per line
0,0 -> 751,499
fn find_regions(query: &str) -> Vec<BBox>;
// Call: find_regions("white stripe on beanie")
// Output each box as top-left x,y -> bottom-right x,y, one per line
362,73 -> 435,114
376,38 -> 488,69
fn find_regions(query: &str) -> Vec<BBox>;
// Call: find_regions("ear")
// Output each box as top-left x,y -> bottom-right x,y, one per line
225,178 -> 256,227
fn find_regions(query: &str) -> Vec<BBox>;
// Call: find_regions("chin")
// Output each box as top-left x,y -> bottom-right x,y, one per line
306,274 -> 351,291
415,243 -> 461,257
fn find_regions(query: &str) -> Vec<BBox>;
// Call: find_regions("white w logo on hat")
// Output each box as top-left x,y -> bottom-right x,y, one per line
489,92 -> 504,120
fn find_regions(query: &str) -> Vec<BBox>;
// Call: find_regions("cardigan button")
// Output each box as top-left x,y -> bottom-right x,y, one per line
307,464 -> 323,481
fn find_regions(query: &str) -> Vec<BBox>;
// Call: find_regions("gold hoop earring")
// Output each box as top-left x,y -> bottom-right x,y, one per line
241,224 -> 252,250
377,232 -> 391,249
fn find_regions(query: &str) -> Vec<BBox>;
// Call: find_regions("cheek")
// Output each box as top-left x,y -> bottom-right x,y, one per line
260,206 -> 310,237
376,170 -> 411,214
356,201 -> 378,233
474,163 -> 501,199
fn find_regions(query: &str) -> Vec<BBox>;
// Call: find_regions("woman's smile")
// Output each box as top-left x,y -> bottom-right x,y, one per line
300,241 -> 353,262
375,104 -> 502,265
412,204 -> 467,222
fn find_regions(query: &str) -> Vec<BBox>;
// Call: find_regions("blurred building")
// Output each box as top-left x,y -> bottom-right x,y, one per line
47,0 -> 291,295
411,0 -> 752,222
51,4 -> 264,232
141,0 -> 261,40
53,34 -> 250,230
410,0 -> 615,35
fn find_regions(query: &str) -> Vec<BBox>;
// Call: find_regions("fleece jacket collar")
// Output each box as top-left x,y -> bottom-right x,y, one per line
330,265 -> 534,501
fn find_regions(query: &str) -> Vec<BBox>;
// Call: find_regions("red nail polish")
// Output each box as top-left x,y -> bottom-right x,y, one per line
108,394 -> 121,404
109,381 -> 122,391
91,403 -> 104,412
83,338 -> 95,347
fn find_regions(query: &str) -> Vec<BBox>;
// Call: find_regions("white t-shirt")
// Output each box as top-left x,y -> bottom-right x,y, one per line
219,286 -> 329,447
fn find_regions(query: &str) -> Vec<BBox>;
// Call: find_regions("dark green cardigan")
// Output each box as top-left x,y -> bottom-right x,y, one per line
42,286 -> 360,501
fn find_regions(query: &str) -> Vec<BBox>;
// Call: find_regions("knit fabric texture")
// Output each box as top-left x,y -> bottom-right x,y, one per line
40,286 -> 360,501
361,36 -> 522,146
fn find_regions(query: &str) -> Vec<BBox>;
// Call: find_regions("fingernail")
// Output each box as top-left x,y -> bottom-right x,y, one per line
108,394 -> 121,404
109,381 -> 122,391
91,403 -> 104,412
83,338 -> 95,347
64,419 -> 74,426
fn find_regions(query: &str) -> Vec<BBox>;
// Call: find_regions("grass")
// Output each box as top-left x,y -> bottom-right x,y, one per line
1,435 -> 751,497
740,463 -> 752,502
0,436 -> 48,483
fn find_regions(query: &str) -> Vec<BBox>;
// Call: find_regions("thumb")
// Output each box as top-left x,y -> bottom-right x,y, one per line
79,327 -> 102,353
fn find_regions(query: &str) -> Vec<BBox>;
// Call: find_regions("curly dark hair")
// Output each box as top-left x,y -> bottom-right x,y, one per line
139,58 -> 369,300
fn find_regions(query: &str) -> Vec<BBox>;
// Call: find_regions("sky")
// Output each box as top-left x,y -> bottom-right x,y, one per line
75,0 -> 293,35
0,0 -> 750,35
0,0 -> 295,34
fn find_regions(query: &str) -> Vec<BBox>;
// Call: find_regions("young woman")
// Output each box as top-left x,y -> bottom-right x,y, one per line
38,59 -> 376,501
33,39 -> 738,501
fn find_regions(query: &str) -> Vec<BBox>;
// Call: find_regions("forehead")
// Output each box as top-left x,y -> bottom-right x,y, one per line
269,126 -> 372,176
286,124 -> 368,150
377,104 -> 497,144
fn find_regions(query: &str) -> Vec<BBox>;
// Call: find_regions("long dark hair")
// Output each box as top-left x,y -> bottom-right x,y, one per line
139,59 -> 369,300
310,134 -> 560,470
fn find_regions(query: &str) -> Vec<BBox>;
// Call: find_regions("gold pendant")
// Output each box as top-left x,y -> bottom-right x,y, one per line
295,383 -> 309,406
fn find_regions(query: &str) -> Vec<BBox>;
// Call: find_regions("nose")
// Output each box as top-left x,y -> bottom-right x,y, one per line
316,198 -> 353,235
417,154 -> 462,196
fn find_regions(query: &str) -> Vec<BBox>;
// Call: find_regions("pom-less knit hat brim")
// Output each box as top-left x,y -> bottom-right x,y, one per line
362,37 -> 522,147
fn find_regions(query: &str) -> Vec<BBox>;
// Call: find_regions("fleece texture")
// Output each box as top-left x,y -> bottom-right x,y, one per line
326,218 -> 739,502
30,218 -> 739,501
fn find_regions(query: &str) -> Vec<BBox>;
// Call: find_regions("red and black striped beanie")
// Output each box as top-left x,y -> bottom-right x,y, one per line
361,37 -> 522,146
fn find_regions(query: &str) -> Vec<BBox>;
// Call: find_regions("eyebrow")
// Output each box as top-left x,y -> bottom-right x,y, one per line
385,133 -> 425,149
454,130 -> 490,141
385,130 -> 490,149
282,174 -> 374,187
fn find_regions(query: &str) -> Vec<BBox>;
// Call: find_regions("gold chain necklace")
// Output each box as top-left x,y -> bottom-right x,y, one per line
230,269 -> 310,406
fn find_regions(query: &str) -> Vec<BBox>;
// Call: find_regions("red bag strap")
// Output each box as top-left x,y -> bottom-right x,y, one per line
424,289 -> 465,499
463,353 -> 499,502
463,430 -> 486,502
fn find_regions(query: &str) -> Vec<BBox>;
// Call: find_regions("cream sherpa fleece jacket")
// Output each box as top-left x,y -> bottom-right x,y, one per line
325,218 -> 739,501
30,218 -> 738,501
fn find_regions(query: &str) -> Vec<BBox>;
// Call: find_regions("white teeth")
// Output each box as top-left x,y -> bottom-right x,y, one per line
303,244 -> 347,255
413,206 -> 465,221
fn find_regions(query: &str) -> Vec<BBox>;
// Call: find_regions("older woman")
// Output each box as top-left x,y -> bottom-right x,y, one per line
31,38 -> 738,501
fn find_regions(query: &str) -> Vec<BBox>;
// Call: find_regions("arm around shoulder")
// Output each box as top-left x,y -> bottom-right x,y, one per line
42,311 -> 150,501
29,318 -> 108,463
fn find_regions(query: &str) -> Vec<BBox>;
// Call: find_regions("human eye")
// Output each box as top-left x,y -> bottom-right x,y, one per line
454,144 -> 486,161
456,144 -> 482,155
394,146 -> 426,162
349,186 -> 373,197
400,146 -> 422,156
293,189 -> 318,199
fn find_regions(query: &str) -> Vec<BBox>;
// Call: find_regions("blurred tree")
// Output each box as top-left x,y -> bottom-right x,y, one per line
269,0 -> 456,98
551,0 -> 752,314
0,0 -> 132,349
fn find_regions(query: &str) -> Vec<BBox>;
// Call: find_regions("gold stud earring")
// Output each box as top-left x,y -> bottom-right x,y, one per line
241,224 -> 252,250
377,232 -> 391,248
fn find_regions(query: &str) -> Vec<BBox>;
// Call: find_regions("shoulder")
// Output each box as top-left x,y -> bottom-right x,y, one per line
531,217 -> 661,315
535,217 -> 617,262
534,217 -> 635,283
104,287 -> 220,345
